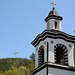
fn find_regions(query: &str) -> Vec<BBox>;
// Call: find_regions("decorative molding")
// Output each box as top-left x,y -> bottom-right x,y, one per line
31,30 -> 75,47
54,44 -> 68,65
51,40 -> 54,44
45,15 -> 63,22
69,44 -> 71,48
38,46 -> 44,67
32,62 -> 75,74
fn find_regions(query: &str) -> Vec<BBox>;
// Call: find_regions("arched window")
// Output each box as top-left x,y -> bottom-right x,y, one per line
55,22 -> 58,29
54,44 -> 68,66
38,46 -> 44,67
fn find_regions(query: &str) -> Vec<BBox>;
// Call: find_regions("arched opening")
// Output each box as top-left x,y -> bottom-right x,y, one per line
55,47 -> 64,64
38,46 -> 44,67
55,21 -> 58,29
54,44 -> 68,66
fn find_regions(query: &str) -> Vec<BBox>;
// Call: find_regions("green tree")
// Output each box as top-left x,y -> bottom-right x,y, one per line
30,53 -> 35,62
0,59 -> 12,72
0,57 -> 35,75
1,66 -> 32,75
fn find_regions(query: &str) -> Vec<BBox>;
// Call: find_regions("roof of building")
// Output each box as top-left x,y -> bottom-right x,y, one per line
31,29 -> 75,47
45,7 -> 63,22
49,7 -> 59,16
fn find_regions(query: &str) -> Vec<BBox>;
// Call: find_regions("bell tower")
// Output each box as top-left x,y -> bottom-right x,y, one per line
31,1 -> 75,75
45,1 -> 62,31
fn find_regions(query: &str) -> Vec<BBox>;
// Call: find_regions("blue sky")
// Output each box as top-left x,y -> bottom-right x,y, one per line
0,0 -> 75,59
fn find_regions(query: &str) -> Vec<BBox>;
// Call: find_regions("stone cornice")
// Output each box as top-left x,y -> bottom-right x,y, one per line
32,62 -> 75,74
31,29 -> 75,47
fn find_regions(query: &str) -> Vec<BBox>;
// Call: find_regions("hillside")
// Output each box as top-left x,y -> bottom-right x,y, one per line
0,49 -> 75,75
0,58 -> 35,75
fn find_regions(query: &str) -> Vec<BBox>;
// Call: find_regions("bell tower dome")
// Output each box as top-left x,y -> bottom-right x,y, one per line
45,1 -> 63,31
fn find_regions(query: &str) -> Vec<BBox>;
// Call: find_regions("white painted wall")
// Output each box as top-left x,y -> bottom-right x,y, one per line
48,67 -> 75,75
47,38 -> 74,67
35,39 -> 48,68
74,72 -> 75,75
35,37 -> 74,68
35,47 -> 38,68
35,68 -> 46,75
46,19 -> 61,31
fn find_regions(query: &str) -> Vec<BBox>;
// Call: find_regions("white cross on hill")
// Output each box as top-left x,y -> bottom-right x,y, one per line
13,50 -> 19,58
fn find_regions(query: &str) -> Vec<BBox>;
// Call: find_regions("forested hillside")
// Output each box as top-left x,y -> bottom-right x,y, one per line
0,58 -> 35,75
0,48 -> 75,75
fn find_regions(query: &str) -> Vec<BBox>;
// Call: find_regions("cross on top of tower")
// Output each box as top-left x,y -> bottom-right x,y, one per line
51,1 -> 56,8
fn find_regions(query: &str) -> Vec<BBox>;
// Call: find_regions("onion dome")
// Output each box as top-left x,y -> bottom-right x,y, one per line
49,7 -> 59,16
45,7 -> 63,22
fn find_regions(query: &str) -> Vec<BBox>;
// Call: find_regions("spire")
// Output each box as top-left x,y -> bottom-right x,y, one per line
45,1 -> 63,22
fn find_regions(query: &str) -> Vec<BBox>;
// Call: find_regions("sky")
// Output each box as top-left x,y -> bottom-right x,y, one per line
0,0 -> 75,59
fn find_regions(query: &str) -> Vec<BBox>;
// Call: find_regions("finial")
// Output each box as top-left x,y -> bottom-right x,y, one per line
51,1 -> 56,8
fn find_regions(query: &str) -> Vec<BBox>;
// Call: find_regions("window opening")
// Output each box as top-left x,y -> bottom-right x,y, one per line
38,46 -> 44,66
54,44 -> 68,66
55,22 -> 57,29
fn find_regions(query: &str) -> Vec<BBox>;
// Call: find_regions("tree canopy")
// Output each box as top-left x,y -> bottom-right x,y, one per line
0,58 -> 34,75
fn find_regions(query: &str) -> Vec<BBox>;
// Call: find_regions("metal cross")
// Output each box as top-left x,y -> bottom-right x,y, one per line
13,50 -> 19,58
51,1 -> 56,8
